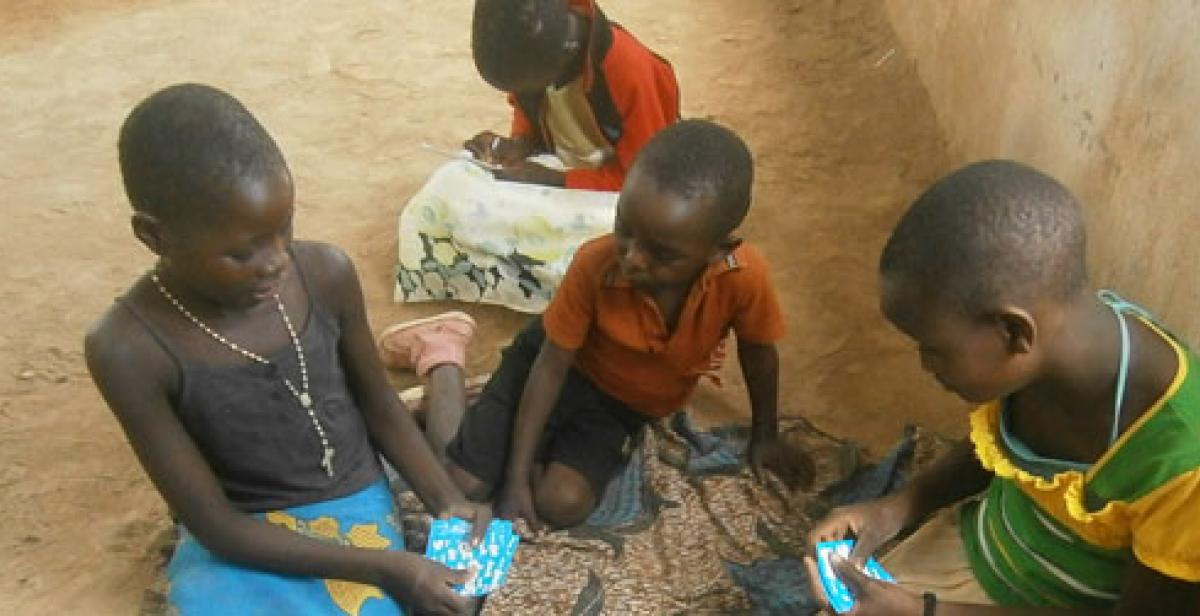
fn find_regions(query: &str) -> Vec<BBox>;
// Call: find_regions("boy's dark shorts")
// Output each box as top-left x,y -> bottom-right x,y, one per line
446,317 -> 650,499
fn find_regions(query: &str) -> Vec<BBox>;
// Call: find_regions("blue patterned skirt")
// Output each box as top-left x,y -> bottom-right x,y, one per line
167,479 -> 406,616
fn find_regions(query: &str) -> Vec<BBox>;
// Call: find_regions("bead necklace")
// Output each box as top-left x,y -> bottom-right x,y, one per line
150,272 -> 335,477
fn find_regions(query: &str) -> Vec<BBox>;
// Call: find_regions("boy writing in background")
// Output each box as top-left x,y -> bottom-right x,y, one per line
391,0 -> 680,312
464,0 -> 679,190
385,120 -> 814,529
808,161 -> 1200,614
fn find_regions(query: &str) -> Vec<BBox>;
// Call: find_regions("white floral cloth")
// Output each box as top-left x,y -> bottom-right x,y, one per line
395,159 -> 617,313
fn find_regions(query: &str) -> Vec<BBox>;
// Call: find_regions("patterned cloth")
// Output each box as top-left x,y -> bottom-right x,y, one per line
394,160 -> 616,313
166,479 -> 405,615
725,557 -> 821,615
962,316 -> 1200,608
466,419 -> 947,615
724,426 -> 919,616
146,421 -> 950,615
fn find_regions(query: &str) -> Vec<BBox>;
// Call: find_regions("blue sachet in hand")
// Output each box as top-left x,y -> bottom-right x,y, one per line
815,539 -> 895,613
424,518 -> 520,597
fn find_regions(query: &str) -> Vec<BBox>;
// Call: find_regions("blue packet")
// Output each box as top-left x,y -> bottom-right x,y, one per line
424,518 -> 520,597
815,539 -> 895,613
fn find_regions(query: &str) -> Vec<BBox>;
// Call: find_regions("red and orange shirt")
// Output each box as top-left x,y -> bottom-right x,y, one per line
508,0 -> 679,191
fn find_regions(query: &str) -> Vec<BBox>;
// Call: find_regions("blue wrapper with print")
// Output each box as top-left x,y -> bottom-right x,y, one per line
424,518 -> 520,597
816,539 -> 896,613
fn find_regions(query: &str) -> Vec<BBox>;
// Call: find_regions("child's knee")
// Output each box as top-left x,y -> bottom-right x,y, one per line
534,466 -> 596,528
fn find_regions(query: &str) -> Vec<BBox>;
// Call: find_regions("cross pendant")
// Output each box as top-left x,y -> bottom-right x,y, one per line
321,446 -> 335,477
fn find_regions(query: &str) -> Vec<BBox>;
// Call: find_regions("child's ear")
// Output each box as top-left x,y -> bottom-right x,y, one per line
993,306 -> 1036,355
131,212 -> 167,256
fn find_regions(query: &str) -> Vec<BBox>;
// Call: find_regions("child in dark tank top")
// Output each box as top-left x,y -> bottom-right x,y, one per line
86,83 -> 488,615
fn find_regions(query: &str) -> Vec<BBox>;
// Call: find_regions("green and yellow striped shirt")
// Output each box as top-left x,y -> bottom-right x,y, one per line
961,323 -> 1200,608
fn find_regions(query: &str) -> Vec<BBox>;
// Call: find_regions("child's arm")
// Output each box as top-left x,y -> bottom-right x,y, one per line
890,439 -> 993,522
494,161 -> 566,187
738,338 -> 815,490
809,546 -> 1198,615
84,312 -> 471,614
496,338 -> 575,531
1109,562 -> 1200,616
464,106 -> 565,186
464,129 -> 536,167
461,96 -> 540,168
310,243 -> 489,535
809,440 -> 990,559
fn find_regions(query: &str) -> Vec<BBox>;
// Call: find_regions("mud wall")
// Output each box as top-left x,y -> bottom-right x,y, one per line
884,1 -> 1200,342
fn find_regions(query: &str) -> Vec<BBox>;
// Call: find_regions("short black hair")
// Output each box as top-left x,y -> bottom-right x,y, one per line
472,0 -> 571,90
118,83 -> 287,227
632,119 -> 754,240
880,159 -> 1087,314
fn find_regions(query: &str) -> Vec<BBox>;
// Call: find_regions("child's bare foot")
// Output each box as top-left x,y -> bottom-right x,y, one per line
377,311 -> 476,375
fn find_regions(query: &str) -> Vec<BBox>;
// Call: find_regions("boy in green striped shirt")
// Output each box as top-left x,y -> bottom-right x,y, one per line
807,161 -> 1200,614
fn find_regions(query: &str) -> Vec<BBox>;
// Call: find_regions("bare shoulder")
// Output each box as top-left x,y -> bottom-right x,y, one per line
85,296 -> 156,370
290,240 -> 366,319
84,292 -> 178,414
291,240 -> 358,291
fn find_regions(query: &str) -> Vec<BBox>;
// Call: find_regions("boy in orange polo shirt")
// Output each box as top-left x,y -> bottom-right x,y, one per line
384,120 -> 812,529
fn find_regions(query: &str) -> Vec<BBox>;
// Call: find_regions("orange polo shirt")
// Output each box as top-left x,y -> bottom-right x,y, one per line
543,234 -> 786,417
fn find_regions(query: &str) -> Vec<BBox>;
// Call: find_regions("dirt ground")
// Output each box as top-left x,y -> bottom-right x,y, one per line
0,0 -> 956,612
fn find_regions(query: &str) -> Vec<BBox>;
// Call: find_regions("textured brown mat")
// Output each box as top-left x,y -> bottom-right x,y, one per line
140,417 -> 951,615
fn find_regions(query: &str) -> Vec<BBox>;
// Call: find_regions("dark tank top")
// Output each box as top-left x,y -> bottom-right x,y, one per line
120,260 -> 382,512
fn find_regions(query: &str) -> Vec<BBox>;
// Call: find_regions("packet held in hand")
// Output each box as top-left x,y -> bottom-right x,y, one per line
424,518 -> 520,596
815,539 -> 896,613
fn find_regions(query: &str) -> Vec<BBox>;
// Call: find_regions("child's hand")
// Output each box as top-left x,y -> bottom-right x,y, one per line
803,553 -> 923,615
463,131 -> 531,166
380,553 -> 474,615
748,436 -> 815,490
496,480 -> 546,533
494,160 -> 566,187
808,499 -> 907,562
439,499 -> 493,547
